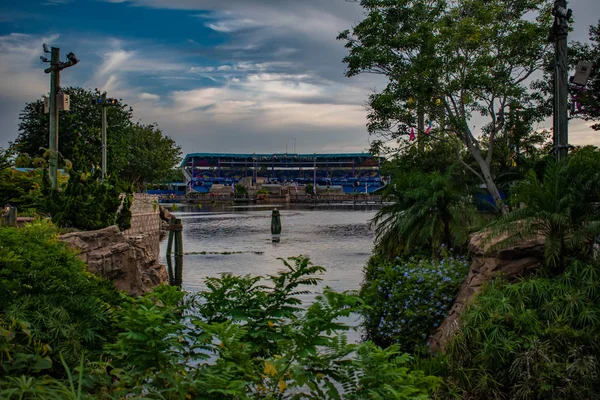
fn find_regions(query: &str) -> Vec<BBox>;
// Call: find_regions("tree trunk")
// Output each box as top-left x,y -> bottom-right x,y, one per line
470,147 -> 508,215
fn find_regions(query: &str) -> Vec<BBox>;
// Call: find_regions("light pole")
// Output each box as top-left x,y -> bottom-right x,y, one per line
548,0 -> 572,161
40,44 -> 79,189
92,95 -> 118,180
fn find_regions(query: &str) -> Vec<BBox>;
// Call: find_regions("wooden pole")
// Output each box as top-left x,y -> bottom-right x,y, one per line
174,218 -> 183,287
166,227 -> 174,286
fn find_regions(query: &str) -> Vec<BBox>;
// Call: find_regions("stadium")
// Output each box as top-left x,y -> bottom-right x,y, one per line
180,153 -> 384,194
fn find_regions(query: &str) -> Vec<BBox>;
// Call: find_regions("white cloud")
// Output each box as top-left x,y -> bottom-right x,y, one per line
138,92 -> 160,100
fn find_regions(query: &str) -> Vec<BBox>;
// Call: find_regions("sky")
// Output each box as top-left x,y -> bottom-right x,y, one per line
0,0 -> 599,155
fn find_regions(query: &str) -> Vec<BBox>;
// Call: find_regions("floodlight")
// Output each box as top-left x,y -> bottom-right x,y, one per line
40,56 -> 49,63
43,43 -> 50,53
66,52 -> 79,65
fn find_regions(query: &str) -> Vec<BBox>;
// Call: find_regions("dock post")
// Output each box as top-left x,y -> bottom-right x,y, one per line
271,208 -> 281,242
166,218 -> 175,285
167,216 -> 184,287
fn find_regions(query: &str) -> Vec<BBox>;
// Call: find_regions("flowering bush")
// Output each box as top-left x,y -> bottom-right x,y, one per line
361,248 -> 469,353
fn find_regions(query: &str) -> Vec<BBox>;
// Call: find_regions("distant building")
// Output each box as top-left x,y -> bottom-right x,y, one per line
181,153 -> 384,194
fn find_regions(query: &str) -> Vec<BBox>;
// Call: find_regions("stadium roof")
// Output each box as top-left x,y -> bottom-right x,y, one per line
181,152 -> 379,167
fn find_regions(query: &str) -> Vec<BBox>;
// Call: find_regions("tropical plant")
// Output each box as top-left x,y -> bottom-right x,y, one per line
443,260 -> 600,399
0,221 -> 124,371
361,250 -> 469,352
487,157 -> 600,271
372,171 -> 481,256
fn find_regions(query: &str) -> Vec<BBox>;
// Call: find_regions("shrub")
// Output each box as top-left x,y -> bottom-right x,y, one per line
361,249 -> 469,353
372,171 -> 481,257
1,257 -> 441,399
0,221 -> 125,372
444,260 -> 600,399
43,169 -> 132,231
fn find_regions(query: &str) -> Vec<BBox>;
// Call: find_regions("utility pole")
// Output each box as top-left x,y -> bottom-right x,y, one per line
40,44 -> 79,189
92,95 -> 118,180
548,0 -> 572,161
49,47 -> 60,189
102,93 -> 107,180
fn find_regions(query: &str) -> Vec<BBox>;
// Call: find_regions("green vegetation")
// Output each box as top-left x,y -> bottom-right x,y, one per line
12,87 -> 182,188
42,170 -> 133,231
372,170 -> 481,256
0,225 -> 440,398
0,221 -> 123,371
339,0 -> 552,213
361,251 -> 469,353
443,260 -> 600,399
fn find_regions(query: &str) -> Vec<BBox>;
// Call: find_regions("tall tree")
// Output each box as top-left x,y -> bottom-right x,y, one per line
12,87 -> 182,186
13,87 -> 132,174
338,0 -> 552,213
120,123 -> 182,186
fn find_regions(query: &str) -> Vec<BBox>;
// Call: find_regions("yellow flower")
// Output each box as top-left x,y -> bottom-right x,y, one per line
267,321 -> 274,328
278,379 -> 287,393
264,361 -> 277,376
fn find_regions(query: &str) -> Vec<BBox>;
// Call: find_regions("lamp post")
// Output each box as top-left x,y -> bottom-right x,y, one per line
40,44 -> 79,189
548,0 -> 572,161
92,95 -> 118,180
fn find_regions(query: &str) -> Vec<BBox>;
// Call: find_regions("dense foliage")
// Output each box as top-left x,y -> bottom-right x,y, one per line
372,170 -> 481,256
0,169 -> 44,215
43,170 -> 132,231
12,87 -> 182,187
444,260 -> 600,399
0,235 -> 440,399
488,152 -> 600,271
338,0 -> 552,212
361,250 -> 469,353
0,221 -> 123,372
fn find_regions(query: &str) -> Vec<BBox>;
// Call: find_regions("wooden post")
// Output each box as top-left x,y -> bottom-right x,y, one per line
166,223 -> 174,285
174,218 -> 184,287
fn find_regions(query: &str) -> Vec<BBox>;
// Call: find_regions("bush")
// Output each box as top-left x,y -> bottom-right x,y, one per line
1,257 -> 441,399
0,221 -> 125,372
43,170 -> 132,231
444,260 -> 600,399
361,249 -> 469,353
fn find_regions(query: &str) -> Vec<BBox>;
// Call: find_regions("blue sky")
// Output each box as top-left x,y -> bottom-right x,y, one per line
0,0 -> 599,153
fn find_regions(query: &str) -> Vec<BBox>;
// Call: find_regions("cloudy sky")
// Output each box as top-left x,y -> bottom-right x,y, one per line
0,0 -> 599,154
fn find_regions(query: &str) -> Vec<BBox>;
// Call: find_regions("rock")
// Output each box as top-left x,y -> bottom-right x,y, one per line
60,225 -> 168,296
429,228 -> 544,352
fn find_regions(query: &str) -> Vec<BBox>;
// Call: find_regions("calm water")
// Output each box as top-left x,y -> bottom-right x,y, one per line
159,203 -> 379,342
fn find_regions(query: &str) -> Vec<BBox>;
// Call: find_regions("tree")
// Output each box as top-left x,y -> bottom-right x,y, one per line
13,87 -> 132,174
119,123 -> 182,186
12,87 -> 182,186
372,170 -> 481,256
488,153 -> 600,271
338,0 -> 552,214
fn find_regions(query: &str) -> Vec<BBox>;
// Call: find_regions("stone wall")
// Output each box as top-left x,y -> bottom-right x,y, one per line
60,226 -> 168,296
59,193 -> 168,296
122,193 -> 161,258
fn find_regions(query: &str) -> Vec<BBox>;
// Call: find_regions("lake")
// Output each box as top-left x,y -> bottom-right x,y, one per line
159,203 -> 379,342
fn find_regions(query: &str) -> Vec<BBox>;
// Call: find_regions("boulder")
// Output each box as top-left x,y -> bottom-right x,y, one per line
60,225 -> 168,296
429,229 -> 544,352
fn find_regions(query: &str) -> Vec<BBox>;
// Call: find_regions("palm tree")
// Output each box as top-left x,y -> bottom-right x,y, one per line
371,171 -> 481,256
488,159 -> 600,271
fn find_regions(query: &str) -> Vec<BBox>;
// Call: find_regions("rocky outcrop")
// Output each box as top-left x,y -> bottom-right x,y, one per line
60,226 -> 168,296
429,230 -> 544,352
